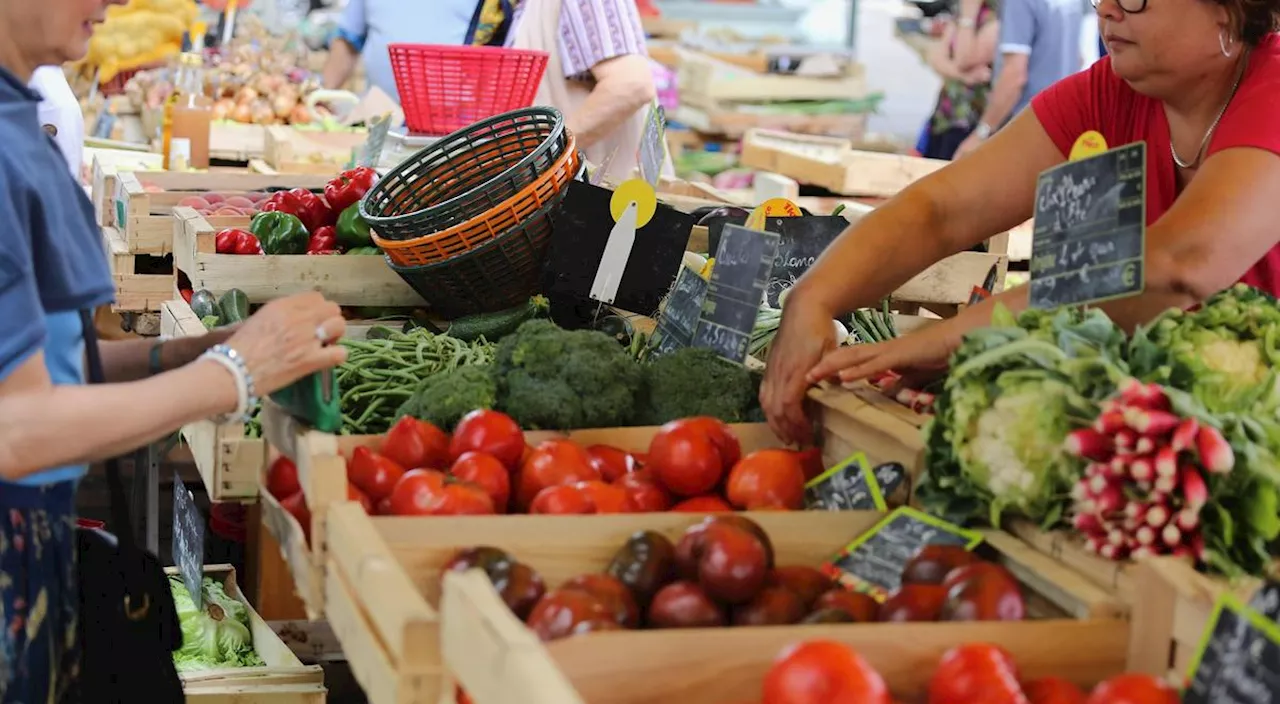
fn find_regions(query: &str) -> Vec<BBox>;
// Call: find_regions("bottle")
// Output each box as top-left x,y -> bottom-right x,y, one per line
159,58 -> 187,168
170,52 -> 213,170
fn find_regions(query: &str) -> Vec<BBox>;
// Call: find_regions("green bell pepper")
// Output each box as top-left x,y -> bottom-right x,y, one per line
336,203 -> 374,250
344,246 -> 382,255
250,211 -> 309,255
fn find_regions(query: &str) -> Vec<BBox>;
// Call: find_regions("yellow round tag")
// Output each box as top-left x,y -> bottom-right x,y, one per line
746,197 -> 803,229
610,179 -> 658,228
1069,131 -> 1109,161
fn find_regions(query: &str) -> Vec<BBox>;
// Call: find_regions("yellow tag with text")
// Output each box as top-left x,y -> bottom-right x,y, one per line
745,197 -> 803,230
1069,131 -> 1108,161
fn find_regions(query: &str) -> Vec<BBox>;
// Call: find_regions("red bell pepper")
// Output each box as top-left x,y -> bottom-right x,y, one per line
180,288 -> 194,304
307,225 -> 339,255
261,188 -> 333,233
215,228 -> 263,255
323,166 -> 378,215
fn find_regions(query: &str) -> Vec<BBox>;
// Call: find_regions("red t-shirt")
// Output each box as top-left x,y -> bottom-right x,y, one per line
1031,34 -> 1280,297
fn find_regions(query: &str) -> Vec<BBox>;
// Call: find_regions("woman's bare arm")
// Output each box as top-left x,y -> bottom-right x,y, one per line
101,326 -> 237,383
567,54 -> 657,150
955,19 -> 999,73
926,23 -> 964,81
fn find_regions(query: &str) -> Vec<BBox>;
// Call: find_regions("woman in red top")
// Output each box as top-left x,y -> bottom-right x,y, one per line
759,0 -> 1280,443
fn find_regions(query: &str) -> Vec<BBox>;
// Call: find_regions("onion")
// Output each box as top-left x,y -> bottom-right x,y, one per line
211,99 -> 234,121
230,103 -> 253,123
235,86 -> 259,105
289,104 -> 314,124
250,99 -> 276,124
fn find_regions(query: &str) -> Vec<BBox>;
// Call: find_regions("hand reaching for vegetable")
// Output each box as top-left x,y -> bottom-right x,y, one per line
224,292 -> 348,396
760,300 -> 839,445
806,320 -> 962,389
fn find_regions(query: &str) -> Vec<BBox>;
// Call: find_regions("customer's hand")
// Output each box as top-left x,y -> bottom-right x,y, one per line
225,292 -> 348,396
760,300 -> 839,445
806,320 -> 960,390
960,65 -> 991,86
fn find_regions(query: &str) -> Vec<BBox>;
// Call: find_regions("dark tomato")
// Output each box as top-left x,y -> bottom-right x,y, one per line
347,483 -> 374,513
801,608 -> 856,624
266,456 -> 300,501
646,581 -> 726,628
573,480 -> 634,514
561,574 -> 640,628
879,584 -> 947,622
694,521 -> 770,604
606,530 -> 677,608
450,451 -> 511,513
525,588 -> 614,641
647,422 -> 725,497
762,640 -> 890,704
902,545 -> 982,585
529,485 -> 596,515
795,447 -> 824,482
941,562 -> 1013,593
766,566 -> 834,608
280,492 -> 311,544
450,410 -> 525,469
374,497 -> 393,515
676,516 -> 776,580
382,416 -> 451,470
387,469 -> 495,516
444,546 -> 514,577
515,440 -> 599,511
670,495 -> 734,512
614,471 -> 673,512
940,564 -> 1025,622
347,446 -> 406,501
813,589 -> 879,622
1025,678 -> 1086,704
732,586 -> 806,626
497,562 -> 547,620
585,444 -> 637,482
671,417 -> 742,469
1085,674 -> 1179,704
725,449 -> 806,511
928,643 -> 1025,704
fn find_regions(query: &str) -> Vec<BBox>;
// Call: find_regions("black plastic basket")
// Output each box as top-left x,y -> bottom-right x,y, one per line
386,176 -> 574,318
361,107 -> 568,242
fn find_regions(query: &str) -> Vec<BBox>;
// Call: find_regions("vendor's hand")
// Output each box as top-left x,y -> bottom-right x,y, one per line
960,65 -> 991,86
955,133 -> 984,159
806,320 -> 960,390
760,298 -> 839,445
225,292 -> 348,396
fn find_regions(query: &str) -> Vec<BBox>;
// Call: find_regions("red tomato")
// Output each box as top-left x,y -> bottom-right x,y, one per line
614,471 -> 672,512
648,423 -> 725,497
530,485 -> 596,515
266,456 -> 300,501
347,447 -> 406,501
451,452 -> 511,513
796,447 -> 824,482
375,497 -> 393,515
1085,675 -> 1179,704
585,445 -> 636,482
1025,678 -> 1086,704
450,410 -> 525,469
762,640 -> 890,704
387,469 -> 495,516
672,417 -> 742,469
280,492 -> 311,544
928,643 -> 1027,704
573,480 -> 634,513
671,495 -> 734,512
382,416 -> 450,470
347,483 -> 374,513
726,450 -> 806,510
515,440 -> 599,511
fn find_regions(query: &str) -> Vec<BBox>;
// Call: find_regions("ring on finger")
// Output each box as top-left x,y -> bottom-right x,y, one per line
315,323 -> 330,344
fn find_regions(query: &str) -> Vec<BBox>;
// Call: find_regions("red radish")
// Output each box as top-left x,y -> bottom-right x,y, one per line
1161,524 -> 1182,548
1154,447 -> 1178,478
1094,484 -> 1124,515
1134,437 -> 1155,455
1100,543 -> 1127,560
1128,457 -> 1154,482
1171,417 -> 1200,452
1171,545 -> 1195,559
1195,425 -> 1234,473
1179,466 -> 1208,511
1084,536 -> 1103,554
1134,526 -> 1156,546
1114,429 -> 1136,451
1124,408 -> 1182,436
1072,512 -> 1103,534
1145,504 -> 1171,528
1106,529 -> 1125,546
1154,474 -> 1178,494
1095,409 -> 1127,434
1189,534 -> 1207,560
1064,428 -> 1114,462
1070,482 -> 1089,502
1175,508 -> 1199,532
1118,378 -> 1172,410
1131,546 -> 1156,560
1124,501 -> 1149,522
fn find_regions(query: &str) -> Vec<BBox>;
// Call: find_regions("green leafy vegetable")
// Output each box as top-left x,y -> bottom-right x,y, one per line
170,577 -> 265,671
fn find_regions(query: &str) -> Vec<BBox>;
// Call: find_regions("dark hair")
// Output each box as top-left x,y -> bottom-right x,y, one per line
1216,0 -> 1280,45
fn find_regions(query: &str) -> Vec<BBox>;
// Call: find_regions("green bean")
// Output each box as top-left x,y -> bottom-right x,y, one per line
882,300 -> 897,337
849,313 -> 877,345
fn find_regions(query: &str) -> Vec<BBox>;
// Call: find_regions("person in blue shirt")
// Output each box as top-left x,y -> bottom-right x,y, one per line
0,1 -> 350,698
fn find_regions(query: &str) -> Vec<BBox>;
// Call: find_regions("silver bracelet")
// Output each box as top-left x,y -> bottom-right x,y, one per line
201,344 -> 259,424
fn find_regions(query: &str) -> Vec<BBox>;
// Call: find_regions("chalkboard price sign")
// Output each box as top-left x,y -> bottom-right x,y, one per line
653,266 -> 710,356
822,507 -> 983,601
172,472 -> 206,609
1029,142 -> 1146,309
1184,593 -> 1280,703
766,216 -> 848,307
805,452 -> 885,511
1249,581 -> 1280,622
692,224 -> 779,364
872,462 -> 908,500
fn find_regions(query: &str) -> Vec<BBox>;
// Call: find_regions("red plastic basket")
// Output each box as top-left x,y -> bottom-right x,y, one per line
388,44 -> 549,136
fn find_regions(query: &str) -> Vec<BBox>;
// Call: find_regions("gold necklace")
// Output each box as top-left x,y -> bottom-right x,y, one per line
1172,50 -> 1250,170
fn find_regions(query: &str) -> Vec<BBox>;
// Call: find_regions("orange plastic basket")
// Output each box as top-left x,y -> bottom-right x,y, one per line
376,132 -> 581,267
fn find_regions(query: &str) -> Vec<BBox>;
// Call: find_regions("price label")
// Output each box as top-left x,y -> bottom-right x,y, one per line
805,452 -> 884,511
357,112 -> 392,168
172,472 -> 206,609
691,224 -> 779,364
766,216 -> 847,307
1249,580 -> 1280,622
637,101 -> 666,187
822,507 -> 982,601
1029,142 -> 1146,309
652,266 -> 709,356
1184,593 -> 1280,703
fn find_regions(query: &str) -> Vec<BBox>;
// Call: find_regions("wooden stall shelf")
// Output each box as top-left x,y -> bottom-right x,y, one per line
740,128 -> 945,198
167,564 -> 325,702
105,226 -> 173,313
211,122 -> 268,163
677,51 -> 866,110
172,207 -> 422,305
1006,519 -> 1137,606
673,104 -> 869,141
440,513 -> 1129,704
90,151 -> 164,226
808,384 -> 927,493
264,125 -> 369,174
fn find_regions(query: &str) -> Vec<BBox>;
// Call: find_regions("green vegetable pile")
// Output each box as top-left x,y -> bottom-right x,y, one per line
635,347 -> 758,425
170,577 -> 265,671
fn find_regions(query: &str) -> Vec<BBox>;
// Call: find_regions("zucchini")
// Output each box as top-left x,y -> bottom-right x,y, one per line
200,315 -> 221,330
344,246 -> 382,255
190,289 -> 221,321
445,295 -> 550,341
218,288 -> 250,324
593,314 -> 634,346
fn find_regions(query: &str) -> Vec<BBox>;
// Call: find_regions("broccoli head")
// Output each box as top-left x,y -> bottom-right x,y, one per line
635,347 -> 756,425
494,319 -> 643,429
395,366 -> 497,431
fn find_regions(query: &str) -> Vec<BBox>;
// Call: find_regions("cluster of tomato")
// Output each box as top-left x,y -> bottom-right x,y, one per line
762,640 -> 1178,704
881,544 -> 1026,622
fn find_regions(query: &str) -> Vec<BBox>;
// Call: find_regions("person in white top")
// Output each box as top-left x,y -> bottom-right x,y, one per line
28,65 -> 84,178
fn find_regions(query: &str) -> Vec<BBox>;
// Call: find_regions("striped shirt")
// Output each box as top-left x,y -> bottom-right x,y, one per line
507,0 -> 648,78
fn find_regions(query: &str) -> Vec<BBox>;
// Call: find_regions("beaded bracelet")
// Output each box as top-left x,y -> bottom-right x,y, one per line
201,344 -> 259,424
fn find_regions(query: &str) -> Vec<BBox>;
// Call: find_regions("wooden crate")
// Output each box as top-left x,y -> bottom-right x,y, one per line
90,151 -> 163,226
437,516 -> 1128,704
112,171 -> 331,255
264,126 -> 369,174
677,51 -> 866,109
673,104 -> 868,141
1125,558 -> 1262,682
172,207 -> 422,306
739,128 -> 946,198
809,383 -> 927,493
1006,519 -> 1137,606
168,564 -> 326,702
211,122 -> 268,162
105,226 -> 174,313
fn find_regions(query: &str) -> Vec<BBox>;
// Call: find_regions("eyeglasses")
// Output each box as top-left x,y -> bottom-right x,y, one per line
1091,0 -> 1148,14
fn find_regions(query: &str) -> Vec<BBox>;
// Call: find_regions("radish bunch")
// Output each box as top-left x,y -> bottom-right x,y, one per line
1063,378 -> 1234,562
869,371 -> 936,414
